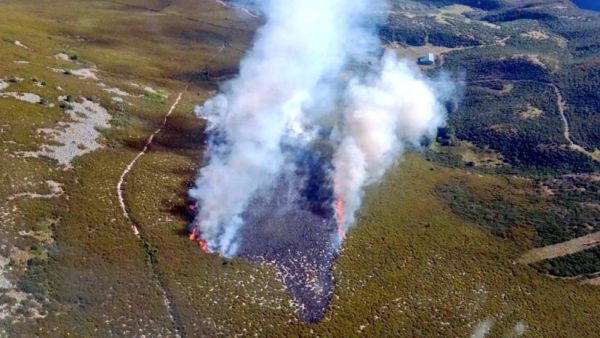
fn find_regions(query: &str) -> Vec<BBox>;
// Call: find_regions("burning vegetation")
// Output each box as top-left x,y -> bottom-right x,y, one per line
186,0 -> 451,322
189,227 -> 208,253
188,145 -> 344,321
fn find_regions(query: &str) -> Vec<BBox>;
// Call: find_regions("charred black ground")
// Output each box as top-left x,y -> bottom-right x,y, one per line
189,147 -> 340,323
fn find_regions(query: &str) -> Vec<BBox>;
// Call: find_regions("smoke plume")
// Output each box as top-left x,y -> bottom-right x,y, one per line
190,0 -> 451,257
334,52 -> 447,230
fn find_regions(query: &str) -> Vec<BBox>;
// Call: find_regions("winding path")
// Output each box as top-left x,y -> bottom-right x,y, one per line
464,79 -> 597,161
551,84 -> 599,160
552,84 -> 573,147
215,0 -> 259,18
116,91 -> 185,338
117,92 -> 183,226
462,79 -> 600,267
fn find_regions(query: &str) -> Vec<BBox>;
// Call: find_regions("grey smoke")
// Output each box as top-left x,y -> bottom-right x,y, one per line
190,0 -> 452,256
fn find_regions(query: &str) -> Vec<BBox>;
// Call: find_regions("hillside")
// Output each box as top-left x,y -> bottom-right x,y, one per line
0,0 -> 599,337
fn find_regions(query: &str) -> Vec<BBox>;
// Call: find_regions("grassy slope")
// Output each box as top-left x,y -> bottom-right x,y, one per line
1,0 -> 600,337
0,0 -> 254,335
127,151 -> 600,337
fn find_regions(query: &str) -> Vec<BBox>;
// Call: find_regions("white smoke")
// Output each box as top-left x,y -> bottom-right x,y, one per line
334,52 -> 447,229
190,0 -> 451,256
471,319 -> 495,338
506,322 -> 528,337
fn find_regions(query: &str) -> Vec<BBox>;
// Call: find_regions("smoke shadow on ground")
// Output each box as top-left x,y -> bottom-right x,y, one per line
171,226 -> 192,239
164,199 -> 194,223
153,114 -> 206,153
174,69 -> 239,89
118,113 -> 206,161
163,179 -> 198,224
113,0 -> 174,13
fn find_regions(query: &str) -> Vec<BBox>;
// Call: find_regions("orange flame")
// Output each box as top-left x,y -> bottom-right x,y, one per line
198,238 -> 209,252
333,177 -> 346,240
336,198 -> 346,240
189,227 -> 209,253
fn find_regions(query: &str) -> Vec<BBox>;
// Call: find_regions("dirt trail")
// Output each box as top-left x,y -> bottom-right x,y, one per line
582,277 -> 600,286
116,91 -> 185,337
553,84 -> 573,147
464,79 -> 597,161
215,0 -> 259,18
519,230 -> 600,264
551,84 -> 599,160
117,92 -> 183,226
462,79 -> 600,264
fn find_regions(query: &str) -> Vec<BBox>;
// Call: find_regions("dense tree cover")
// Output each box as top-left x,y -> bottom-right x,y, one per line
443,51 -> 551,82
434,1 -> 600,155
559,60 -> 600,150
411,0 -> 504,10
436,177 -> 600,247
483,9 -> 557,24
446,81 -> 599,174
380,12 -> 499,48
393,0 -> 600,298
17,256 -> 49,302
542,175 -> 600,205
379,17 -> 428,46
537,10 -> 600,59
536,246 -> 600,277
481,2 -> 600,59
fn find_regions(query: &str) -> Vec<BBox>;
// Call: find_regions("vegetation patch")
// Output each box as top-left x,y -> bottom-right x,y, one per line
519,104 -> 543,119
535,246 -> 600,278
1,0 -> 600,336
436,175 -> 599,246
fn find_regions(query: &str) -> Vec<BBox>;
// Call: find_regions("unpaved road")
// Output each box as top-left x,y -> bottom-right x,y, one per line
464,79 -> 598,161
116,91 -> 185,338
551,84 -> 599,161
582,277 -> 600,286
117,91 -> 183,229
462,79 -> 600,265
215,0 -> 259,18
553,84 -> 574,147
519,230 -> 600,264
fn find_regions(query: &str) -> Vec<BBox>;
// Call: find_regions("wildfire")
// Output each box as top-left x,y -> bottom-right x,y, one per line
189,227 -> 209,252
333,178 -> 346,240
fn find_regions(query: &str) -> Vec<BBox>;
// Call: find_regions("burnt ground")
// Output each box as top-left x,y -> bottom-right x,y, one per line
188,125 -> 341,322
236,151 -> 339,323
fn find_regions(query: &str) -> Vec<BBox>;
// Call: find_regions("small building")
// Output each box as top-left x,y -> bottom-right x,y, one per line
417,53 -> 435,65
